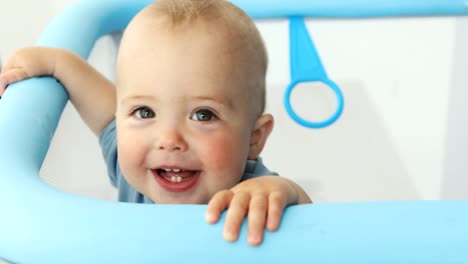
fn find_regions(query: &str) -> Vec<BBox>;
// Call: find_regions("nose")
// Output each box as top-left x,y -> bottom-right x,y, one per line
155,123 -> 188,152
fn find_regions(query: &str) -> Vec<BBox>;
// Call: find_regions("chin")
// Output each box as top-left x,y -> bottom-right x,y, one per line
152,195 -> 207,205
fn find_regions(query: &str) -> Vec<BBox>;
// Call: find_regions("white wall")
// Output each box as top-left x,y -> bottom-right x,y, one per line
1,1 -> 465,203
441,17 -> 468,199
258,18 -> 455,202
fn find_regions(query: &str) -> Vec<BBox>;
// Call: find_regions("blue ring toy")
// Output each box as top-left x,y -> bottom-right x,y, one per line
285,16 -> 344,128
285,79 -> 344,128
1,0 -> 468,263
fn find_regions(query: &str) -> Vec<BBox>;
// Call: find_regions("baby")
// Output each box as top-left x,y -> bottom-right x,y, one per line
0,0 -> 311,246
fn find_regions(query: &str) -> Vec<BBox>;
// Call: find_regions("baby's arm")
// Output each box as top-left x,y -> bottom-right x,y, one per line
0,47 -> 115,136
206,176 -> 311,246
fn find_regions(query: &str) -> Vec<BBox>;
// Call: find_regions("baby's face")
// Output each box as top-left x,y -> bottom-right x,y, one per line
115,18 -> 256,204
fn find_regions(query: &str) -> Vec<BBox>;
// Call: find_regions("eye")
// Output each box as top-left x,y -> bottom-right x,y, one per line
132,106 -> 155,119
191,109 -> 216,122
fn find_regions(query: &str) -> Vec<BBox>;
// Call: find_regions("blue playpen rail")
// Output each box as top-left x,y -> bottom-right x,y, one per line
1,0 -> 468,263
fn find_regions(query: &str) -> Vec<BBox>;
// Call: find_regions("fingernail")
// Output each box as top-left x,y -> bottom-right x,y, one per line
267,219 -> 279,231
223,229 -> 237,242
248,234 -> 261,246
205,213 -> 215,223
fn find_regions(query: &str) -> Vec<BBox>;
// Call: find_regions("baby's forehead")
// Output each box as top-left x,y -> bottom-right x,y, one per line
120,17 -> 258,74
118,6 -> 266,114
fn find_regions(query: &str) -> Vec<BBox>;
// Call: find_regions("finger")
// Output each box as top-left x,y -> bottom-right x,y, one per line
266,191 -> 288,232
247,194 -> 268,246
0,71 -> 14,95
223,191 -> 250,242
0,68 -> 30,90
1,58 -> 21,73
0,69 -> 23,95
0,78 -> 6,96
206,190 -> 233,224
1,60 -> 14,73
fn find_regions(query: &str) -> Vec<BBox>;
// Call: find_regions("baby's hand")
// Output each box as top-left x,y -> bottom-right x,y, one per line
205,176 -> 300,246
0,47 -> 58,96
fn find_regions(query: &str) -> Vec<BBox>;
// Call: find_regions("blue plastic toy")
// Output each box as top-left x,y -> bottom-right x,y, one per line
286,16 -> 344,128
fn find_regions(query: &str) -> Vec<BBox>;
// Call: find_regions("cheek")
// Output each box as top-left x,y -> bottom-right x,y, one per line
117,129 -> 148,174
198,130 -> 250,177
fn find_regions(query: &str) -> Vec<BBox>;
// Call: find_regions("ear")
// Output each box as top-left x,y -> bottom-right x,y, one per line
248,114 -> 274,159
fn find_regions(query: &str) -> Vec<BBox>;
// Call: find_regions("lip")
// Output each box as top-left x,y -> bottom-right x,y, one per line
152,169 -> 201,192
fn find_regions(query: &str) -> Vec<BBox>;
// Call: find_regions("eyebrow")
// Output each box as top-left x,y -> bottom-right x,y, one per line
120,94 -> 235,110
120,95 -> 157,106
192,95 -> 235,110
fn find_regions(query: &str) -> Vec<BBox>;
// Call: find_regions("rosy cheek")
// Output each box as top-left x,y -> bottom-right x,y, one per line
117,132 -> 145,174
200,133 -> 248,178
206,143 -> 231,167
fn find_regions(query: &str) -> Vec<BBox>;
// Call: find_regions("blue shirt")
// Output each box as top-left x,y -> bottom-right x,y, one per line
99,119 -> 276,203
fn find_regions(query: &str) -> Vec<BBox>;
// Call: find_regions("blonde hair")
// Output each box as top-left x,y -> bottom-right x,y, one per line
146,0 -> 268,116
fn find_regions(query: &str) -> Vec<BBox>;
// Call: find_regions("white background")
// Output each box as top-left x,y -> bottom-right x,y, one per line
1,1 -> 467,204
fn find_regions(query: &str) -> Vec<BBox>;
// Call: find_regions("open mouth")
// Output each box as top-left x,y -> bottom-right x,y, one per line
152,168 -> 200,192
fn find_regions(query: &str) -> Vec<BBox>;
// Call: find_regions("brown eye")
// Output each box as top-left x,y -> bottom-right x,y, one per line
134,106 -> 155,119
191,109 -> 215,122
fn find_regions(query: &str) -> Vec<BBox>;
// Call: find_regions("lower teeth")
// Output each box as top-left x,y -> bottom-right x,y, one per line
170,176 -> 182,183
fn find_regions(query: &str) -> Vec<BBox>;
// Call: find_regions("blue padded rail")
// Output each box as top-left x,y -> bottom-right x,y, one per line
1,0 -> 468,263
